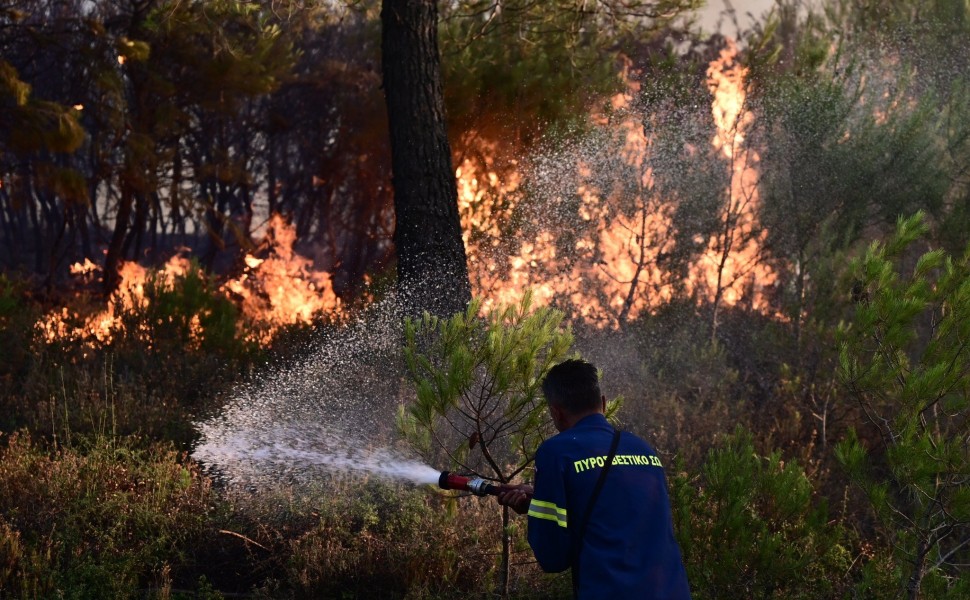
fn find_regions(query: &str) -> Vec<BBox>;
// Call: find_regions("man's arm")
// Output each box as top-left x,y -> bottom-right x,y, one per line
525,444 -> 571,572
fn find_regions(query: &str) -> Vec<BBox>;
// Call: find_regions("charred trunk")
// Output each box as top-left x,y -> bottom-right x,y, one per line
380,0 -> 471,318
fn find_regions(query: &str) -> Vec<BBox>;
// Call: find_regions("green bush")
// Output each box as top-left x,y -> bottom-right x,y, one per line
114,263 -> 249,358
0,275 -> 39,399
0,432 -> 214,599
1,263 -> 263,445
613,302 -> 746,466
399,293 -> 580,597
670,427 -> 852,599
837,212 -> 970,598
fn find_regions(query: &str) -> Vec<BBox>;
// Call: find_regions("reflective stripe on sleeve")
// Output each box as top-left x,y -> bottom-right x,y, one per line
528,499 -> 568,528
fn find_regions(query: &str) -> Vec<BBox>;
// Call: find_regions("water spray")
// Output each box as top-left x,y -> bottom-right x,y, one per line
437,471 -> 503,496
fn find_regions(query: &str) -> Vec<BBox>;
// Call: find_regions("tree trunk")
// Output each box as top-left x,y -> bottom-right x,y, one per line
906,539 -> 930,600
104,187 -> 133,294
500,504 -> 511,599
380,0 -> 471,318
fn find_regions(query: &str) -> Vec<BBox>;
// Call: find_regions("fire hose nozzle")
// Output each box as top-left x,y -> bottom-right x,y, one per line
438,471 -> 500,496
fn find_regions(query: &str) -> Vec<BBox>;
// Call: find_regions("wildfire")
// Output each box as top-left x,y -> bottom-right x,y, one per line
692,40 -> 774,312
39,41 -> 779,345
224,213 -> 341,344
459,40 -> 777,327
69,258 -> 98,276
38,256 -> 197,346
38,214 -> 341,347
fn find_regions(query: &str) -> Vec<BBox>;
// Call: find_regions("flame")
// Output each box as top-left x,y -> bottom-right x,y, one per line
38,214 -> 341,347
38,255 -> 197,346
69,258 -> 98,276
708,41 -> 753,159
457,68 -> 681,325
41,42 -> 778,345
692,40 -> 775,312
460,40 -> 778,327
456,138 -> 527,310
224,214 -> 341,344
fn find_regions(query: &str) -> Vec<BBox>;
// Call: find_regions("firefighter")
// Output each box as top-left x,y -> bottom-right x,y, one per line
497,359 -> 691,599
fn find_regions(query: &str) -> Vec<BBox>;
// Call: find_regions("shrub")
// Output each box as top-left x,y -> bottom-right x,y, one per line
0,432 -> 214,599
2,263 -> 263,445
399,292 -> 580,597
670,427 -> 852,599
284,482 -> 501,599
0,275 -> 39,400
837,212 -> 970,598
114,263 -> 250,359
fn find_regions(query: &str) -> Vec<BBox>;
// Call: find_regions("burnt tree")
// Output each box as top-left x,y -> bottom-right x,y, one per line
381,0 -> 471,317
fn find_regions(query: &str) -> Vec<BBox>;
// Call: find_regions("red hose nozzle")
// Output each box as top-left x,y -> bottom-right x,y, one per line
438,471 -> 500,496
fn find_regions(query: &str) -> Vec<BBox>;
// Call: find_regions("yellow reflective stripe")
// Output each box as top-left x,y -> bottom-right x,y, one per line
528,507 -> 568,528
530,500 -> 567,518
530,499 -> 567,515
528,500 -> 568,527
528,504 -> 565,518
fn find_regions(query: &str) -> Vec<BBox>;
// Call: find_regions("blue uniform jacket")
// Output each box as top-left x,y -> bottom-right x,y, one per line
527,414 -> 691,599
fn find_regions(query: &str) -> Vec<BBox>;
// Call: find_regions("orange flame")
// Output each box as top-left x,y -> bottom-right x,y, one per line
38,214 -> 341,347
224,214 -> 341,344
460,41 -> 778,327
37,255 -> 197,346
692,40 -> 774,311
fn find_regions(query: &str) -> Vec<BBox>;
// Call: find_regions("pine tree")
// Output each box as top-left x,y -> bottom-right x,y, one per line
837,213 -> 970,599
399,292 -> 583,597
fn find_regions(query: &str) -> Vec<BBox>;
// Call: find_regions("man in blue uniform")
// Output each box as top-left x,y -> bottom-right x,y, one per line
497,359 -> 691,599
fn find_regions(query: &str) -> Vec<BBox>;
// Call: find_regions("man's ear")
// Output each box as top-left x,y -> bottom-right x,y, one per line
549,403 -> 566,428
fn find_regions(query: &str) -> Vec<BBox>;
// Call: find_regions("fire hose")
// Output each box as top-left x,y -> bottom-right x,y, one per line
438,471 -> 505,496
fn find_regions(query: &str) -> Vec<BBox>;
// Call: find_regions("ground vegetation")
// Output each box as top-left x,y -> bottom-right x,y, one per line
0,0 -> 969,598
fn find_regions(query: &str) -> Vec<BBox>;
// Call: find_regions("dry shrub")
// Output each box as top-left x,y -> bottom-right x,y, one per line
206,479 -> 567,599
0,432 -> 214,599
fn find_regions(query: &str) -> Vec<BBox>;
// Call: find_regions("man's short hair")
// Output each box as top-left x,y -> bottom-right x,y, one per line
541,359 -> 601,414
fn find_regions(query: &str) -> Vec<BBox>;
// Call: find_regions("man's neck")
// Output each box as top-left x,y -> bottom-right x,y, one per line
561,410 -> 603,431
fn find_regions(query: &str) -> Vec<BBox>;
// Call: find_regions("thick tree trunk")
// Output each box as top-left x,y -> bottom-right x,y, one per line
381,0 -> 471,317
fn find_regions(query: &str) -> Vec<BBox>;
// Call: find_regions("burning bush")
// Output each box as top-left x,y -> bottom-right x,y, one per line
37,215 -> 343,352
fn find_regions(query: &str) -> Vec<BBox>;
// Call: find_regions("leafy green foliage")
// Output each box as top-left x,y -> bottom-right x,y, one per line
0,275 -> 37,397
671,427 -> 852,599
400,292 -> 576,483
756,66 -> 949,334
441,0 -> 701,139
0,60 -> 84,155
837,212 -> 970,598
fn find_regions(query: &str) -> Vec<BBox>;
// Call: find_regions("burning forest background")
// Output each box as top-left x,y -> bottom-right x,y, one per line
1,1 -> 970,598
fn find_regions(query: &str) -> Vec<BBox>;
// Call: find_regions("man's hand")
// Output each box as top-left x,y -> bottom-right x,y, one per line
496,483 -> 534,515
